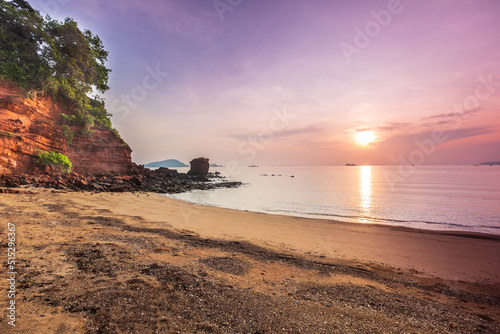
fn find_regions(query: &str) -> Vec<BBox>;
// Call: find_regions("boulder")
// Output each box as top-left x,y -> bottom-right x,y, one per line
76,179 -> 88,187
187,157 -> 210,176
155,167 -> 178,177
110,184 -> 127,192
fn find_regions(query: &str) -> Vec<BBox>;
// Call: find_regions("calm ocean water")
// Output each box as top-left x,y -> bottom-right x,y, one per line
168,166 -> 500,235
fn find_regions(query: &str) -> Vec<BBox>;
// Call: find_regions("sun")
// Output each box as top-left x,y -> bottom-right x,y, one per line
355,131 -> 376,146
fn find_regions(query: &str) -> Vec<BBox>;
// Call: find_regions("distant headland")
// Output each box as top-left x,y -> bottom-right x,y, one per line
145,159 -> 189,168
145,159 -> 223,168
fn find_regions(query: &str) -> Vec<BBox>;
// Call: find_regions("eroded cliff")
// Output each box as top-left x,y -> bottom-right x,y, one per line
0,82 -> 135,176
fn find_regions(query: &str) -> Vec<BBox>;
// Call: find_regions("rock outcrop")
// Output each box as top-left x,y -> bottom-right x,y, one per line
0,166 -> 240,193
0,82 -> 242,194
0,82 -> 135,176
188,157 -> 210,176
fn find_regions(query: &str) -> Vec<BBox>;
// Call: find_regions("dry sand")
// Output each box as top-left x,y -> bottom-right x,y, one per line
1,190 -> 499,333
67,190 -> 500,283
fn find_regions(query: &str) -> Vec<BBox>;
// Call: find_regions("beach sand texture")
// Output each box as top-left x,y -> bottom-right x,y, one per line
1,190 -> 499,333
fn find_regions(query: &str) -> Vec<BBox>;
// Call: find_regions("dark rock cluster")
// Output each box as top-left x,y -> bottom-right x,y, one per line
0,164 -> 241,193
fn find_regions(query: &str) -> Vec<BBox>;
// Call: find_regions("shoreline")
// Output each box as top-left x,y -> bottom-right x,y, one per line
1,189 -> 499,332
11,188 -> 500,283
86,192 -> 500,283
168,193 -> 500,240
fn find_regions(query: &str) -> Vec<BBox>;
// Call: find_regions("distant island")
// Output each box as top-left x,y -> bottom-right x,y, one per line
345,163 -> 357,166
145,159 -> 188,168
145,160 -> 223,168
479,162 -> 500,166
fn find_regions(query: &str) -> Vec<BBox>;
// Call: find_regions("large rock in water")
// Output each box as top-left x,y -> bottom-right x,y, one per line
188,157 -> 209,176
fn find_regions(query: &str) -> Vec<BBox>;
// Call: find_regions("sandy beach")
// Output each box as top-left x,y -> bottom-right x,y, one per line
2,1 -> 500,333
1,190 -> 499,333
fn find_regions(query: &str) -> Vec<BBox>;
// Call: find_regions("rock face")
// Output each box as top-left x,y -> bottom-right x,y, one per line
66,128 -> 134,176
0,82 -> 135,176
188,157 -> 210,176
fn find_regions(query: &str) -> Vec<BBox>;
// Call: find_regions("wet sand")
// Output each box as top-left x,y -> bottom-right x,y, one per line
1,190 -> 499,333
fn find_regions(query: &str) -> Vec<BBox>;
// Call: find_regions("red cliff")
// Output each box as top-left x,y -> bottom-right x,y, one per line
0,82 -> 135,176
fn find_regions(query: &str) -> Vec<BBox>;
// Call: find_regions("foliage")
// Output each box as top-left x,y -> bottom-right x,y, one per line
36,150 -> 72,173
0,0 -> 50,89
87,97 -> 112,128
62,124 -> 73,146
0,0 -> 114,131
60,113 -> 77,125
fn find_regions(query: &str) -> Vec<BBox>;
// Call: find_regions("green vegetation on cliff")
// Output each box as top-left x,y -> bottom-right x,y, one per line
0,0 -> 113,130
36,150 -> 72,173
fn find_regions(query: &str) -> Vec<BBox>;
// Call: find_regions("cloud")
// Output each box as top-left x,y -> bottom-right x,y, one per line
228,122 -> 331,142
70,0 -> 217,41
439,126 -> 496,143
423,108 -> 483,121
355,127 -> 372,132
362,108 -> 484,136
375,122 -> 412,132
220,85 -> 293,106
377,126 -> 496,156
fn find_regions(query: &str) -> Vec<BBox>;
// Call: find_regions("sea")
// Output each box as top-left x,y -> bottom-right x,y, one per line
167,165 -> 500,235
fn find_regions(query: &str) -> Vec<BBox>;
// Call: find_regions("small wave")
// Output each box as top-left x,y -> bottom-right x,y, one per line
269,209 -> 500,234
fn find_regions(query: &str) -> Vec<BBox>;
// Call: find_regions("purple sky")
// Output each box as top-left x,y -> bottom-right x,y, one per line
30,0 -> 500,166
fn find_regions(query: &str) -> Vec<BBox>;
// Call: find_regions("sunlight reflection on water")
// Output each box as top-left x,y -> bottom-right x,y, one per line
359,166 -> 372,223
169,166 -> 500,235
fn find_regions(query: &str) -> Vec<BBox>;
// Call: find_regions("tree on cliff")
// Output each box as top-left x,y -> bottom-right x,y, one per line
44,17 -> 110,105
0,0 -> 112,128
0,0 -> 50,90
